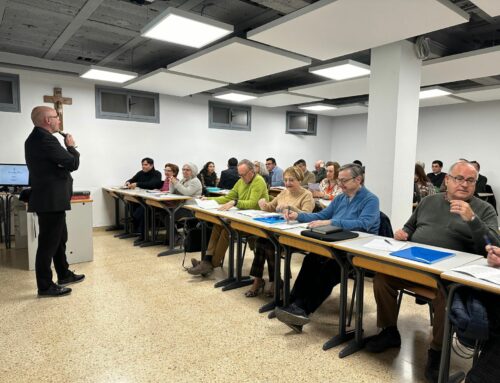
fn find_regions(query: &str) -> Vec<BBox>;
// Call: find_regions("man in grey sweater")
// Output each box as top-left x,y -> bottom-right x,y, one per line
365,161 -> 500,383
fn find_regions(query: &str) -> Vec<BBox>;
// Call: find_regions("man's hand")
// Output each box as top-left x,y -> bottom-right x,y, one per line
308,220 -> 331,228
394,229 -> 409,241
449,199 -> 474,221
218,200 -> 235,211
283,210 -> 298,221
129,183 -> 137,189
486,245 -> 500,268
64,133 -> 76,148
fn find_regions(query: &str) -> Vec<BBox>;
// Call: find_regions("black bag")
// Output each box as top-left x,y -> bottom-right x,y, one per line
301,229 -> 359,242
449,289 -> 489,348
181,218 -> 212,253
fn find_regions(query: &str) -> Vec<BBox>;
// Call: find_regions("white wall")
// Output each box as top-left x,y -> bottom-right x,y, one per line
330,102 -> 500,225
0,66 -> 334,227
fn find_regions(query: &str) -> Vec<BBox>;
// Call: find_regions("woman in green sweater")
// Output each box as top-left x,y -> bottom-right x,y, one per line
245,166 -> 315,297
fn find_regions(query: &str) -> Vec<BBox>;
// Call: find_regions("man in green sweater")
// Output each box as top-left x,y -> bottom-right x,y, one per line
188,159 -> 269,276
366,161 -> 500,383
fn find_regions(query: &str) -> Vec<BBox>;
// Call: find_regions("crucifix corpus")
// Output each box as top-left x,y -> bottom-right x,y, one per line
43,87 -> 72,131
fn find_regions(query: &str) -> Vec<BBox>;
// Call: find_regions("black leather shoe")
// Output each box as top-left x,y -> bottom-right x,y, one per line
275,303 -> 310,326
58,271 -> 85,286
38,284 -> 72,297
365,326 -> 401,353
284,323 -> 303,333
424,348 -> 441,383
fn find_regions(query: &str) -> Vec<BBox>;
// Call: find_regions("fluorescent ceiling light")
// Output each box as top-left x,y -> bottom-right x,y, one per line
309,59 -> 370,81
141,7 -> 233,48
80,66 -> 137,83
419,86 -> 452,99
298,103 -> 337,111
214,91 -> 257,102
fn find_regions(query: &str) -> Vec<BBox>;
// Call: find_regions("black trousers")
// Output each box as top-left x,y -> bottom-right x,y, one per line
290,253 -> 341,315
35,212 -> 69,291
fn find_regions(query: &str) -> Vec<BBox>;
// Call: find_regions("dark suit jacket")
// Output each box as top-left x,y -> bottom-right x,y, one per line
218,166 -> 239,190
24,127 -> 80,213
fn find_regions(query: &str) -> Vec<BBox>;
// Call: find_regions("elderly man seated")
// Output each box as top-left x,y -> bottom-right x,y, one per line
188,159 -> 269,276
366,161 -> 500,383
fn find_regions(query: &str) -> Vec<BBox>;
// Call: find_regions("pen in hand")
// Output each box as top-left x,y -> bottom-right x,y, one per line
286,205 -> 290,225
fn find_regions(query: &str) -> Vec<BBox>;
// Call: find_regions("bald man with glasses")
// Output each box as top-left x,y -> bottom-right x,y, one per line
366,161 -> 500,383
25,106 -> 83,297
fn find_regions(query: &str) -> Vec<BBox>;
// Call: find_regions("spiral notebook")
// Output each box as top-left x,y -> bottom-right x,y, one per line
390,246 -> 454,264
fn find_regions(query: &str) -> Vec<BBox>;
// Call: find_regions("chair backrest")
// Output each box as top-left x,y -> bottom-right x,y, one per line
378,211 -> 394,238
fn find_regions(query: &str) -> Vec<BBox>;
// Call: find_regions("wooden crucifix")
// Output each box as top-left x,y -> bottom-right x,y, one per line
43,87 -> 72,131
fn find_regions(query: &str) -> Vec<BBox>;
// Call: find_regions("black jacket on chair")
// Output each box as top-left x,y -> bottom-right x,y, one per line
24,127 -> 80,213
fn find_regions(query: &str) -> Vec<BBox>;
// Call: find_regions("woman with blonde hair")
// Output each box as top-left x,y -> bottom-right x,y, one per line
245,166 -> 314,297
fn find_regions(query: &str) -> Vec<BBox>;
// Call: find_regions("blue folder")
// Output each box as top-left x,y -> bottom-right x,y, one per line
253,215 -> 286,224
206,187 -> 222,192
390,246 -> 454,264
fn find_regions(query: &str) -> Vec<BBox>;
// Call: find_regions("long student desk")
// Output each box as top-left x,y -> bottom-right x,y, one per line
183,204 -> 373,350
103,187 -> 191,256
439,258 -> 500,383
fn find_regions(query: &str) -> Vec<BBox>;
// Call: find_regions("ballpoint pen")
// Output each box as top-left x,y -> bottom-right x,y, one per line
384,239 -> 392,246
287,205 -> 291,225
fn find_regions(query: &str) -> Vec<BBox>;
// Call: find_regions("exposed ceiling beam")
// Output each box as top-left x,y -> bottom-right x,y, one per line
44,0 -> 105,60
0,0 -> 7,25
86,19 -> 138,37
98,0 -> 205,66
0,51 -> 86,74
250,0 -> 310,14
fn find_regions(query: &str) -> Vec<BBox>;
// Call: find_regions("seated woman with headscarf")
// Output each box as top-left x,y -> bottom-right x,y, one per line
245,166 -> 315,297
170,162 -> 203,198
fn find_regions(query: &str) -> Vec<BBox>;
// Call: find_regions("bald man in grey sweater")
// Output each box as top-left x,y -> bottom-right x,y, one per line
366,161 -> 500,383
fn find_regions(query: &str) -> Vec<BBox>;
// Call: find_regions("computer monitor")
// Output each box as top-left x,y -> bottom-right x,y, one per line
0,164 -> 29,187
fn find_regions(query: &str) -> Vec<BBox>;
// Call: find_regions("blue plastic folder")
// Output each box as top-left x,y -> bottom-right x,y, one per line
390,246 -> 454,264
253,215 -> 286,224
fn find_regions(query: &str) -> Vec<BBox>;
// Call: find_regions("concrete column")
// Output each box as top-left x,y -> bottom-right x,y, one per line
365,40 -> 422,230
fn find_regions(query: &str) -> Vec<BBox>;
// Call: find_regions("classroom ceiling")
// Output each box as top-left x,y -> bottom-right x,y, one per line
1,0 -> 500,109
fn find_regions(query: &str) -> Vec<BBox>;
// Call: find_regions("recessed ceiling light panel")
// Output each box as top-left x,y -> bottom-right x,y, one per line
419,86 -> 452,99
141,7 -> 233,48
309,59 -> 370,81
213,91 -> 257,102
80,65 -> 137,83
298,103 -> 337,111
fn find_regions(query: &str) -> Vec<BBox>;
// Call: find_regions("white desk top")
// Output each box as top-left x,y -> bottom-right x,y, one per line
441,258 -> 500,294
103,186 -> 191,201
332,235 -> 483,275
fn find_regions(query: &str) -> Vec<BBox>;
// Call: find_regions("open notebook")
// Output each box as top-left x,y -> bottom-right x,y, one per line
452,264 -> 500,285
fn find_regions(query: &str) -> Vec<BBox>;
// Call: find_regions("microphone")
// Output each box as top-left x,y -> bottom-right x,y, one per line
58,131 -> 68,138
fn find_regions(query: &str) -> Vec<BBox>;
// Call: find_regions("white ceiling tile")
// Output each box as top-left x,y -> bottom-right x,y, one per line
422,46 -> 500,86
419,95 -> 467,108
246,92 -> 322,107
469,0 -> 500,17
455,85 -> 500,102
247,0 -> 468,60
167,37 -> 311,84
123,69 -> 227,97
289,77 -> 370,99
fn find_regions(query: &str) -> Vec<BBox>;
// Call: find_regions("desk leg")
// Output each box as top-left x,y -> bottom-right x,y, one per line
141,205 -> 163,247
221,231 -> 252,291
438,283 -> 465,383
260,238 -> 282,313
214,223 -> 236,288
116,202 -> 139,239
339,265 -> 365,358
106,197 -> 123,231
5,195 -> 13,249
158,204 -> 184,256
323,252 -> 355,350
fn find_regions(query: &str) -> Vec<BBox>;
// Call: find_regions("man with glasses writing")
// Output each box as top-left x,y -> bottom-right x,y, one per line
366,160 -> 500,383
275,163 -> 380,331
25,106 -> 83,297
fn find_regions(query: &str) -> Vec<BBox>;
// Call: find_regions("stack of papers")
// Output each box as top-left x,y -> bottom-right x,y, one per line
237,210 -> 279,218
363,238 -> 407,252
452,265 -> 500,285
195,199 -> 220,209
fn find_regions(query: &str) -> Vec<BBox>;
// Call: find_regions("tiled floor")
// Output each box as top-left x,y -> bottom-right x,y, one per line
0,230 -> 471,382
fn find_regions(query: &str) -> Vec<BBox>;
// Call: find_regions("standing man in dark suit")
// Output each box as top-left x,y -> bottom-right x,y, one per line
25,106 -> 84,297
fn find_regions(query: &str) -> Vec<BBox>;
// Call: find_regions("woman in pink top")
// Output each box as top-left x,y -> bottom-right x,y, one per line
161,163 -> 179,192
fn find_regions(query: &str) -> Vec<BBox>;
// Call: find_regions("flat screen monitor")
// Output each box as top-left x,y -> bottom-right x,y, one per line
0,163 -> 29,186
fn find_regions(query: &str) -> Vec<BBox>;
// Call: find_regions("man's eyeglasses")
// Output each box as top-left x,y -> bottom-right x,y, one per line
336,177 -> 355,185
448,175 -> 476,185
